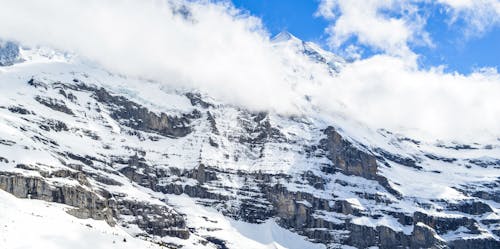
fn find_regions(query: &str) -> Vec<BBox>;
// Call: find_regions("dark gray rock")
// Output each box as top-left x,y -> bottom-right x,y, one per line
89,86 -> 196,138
0,139 -> 15,146
34,96 -> 74,115
413,211 -> 480,235
0,171 -> 114,225
0,171 -> 190,239
448,238 -> 500,249
8,106 -> 33,115
472,190 -> 500,203
118,200 -> 189,239
320,126 -> 378,180
27,78 -> 48,89
377,225 -> 409,248
186,92 -> 213,108
448,200 -> 493,215
238,112 -> 286,145
39,119 -> 69,132
375,148 -> 422,169
207,111 -> 219,135
410,223 -> 447,249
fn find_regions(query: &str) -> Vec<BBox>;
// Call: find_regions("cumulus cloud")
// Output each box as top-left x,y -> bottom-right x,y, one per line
315,0 -> 431,58
312,0 -> 500,141
316,0 -> 500,53
438,0 -> 500,37
0,0 -> 305,113
316,56 -> 500,142
0,0 -> 499,143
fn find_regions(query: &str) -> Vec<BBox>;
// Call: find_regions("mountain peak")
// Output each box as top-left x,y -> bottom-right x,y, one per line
271,31 -> 301,43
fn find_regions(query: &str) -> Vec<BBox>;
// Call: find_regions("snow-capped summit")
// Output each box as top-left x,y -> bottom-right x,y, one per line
271,31 -> 302,43
272,31 -> 345,72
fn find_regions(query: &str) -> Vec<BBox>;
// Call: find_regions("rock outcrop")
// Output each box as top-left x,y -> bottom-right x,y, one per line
0,171 -> 189,239
320,127 -> 378,180
89,86 -> 197,138
0,172 -> 114,225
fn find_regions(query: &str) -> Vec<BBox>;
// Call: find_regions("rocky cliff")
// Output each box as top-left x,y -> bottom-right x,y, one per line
0,44 -> 498,249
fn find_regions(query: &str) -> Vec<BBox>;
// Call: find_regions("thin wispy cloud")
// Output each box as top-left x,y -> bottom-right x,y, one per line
438,0 -> 500,37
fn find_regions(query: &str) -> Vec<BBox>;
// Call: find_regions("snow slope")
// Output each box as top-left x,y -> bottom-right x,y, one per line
0,188 -> 326,249
0,189 -> 162,249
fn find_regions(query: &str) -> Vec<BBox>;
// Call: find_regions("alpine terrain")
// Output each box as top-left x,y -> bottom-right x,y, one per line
0,21 -> 499,249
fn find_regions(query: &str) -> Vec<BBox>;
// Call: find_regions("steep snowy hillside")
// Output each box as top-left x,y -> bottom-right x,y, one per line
0,40 -> 499,249
271,31 -> 345,73
0,189 -> 164,249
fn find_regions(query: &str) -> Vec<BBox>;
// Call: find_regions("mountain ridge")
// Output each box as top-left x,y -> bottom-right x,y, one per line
0,37 -> 498,249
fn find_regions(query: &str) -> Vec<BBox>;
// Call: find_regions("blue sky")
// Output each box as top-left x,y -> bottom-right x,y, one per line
232,0 -> 500,74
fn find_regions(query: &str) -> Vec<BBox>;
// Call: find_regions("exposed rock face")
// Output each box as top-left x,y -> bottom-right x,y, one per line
376,225 -> 407,248
118,200 -> 189,239
320,127 -> 378,180
410,223 -> 447,249
413,211 -> 480,235
38,118 -> 69,132
8,105 -> 33,115
0,171 -> 189,239
238,112 -> 285,145
0,172 -> 114,225
472,190 -> 500,203
448,200 -> 493,215
0,41 -> 20,66
186,92 -> 213,108
84,120 -> 498,249
448,238 -> 500,249
117,162 -> 467,249
375,147 -> 422,169
34,96 -> 74,115
89,86 -> 197,138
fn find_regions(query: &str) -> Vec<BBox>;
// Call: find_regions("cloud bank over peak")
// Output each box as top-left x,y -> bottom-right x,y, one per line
0,0 -> 304,113
318,55 -> 500,142
1,0 -> 500,143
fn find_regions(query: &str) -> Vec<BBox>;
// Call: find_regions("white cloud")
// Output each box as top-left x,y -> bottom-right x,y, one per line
438,0 -> 500,37
0,0 -> 499,143
0,0 -> 305,113
316,0 -> 431,58
311,0 -> 500,142
316,0 -> 500,53
315,0 -> 336,19
315,56 -> 500,142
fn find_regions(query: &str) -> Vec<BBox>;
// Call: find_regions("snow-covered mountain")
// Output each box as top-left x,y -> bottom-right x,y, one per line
271,31 -> 345,73
0,36 -> 499,249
